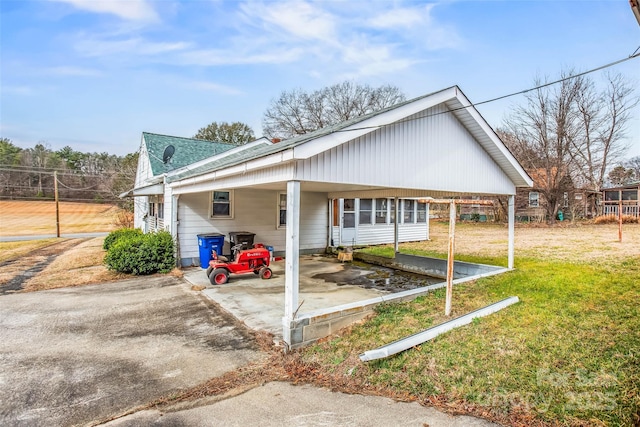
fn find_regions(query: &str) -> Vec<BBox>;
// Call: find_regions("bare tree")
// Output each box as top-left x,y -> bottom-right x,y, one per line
193,121 -> 255,145
263,81 -> 406,140
570,72 -> 638,201
624,156 -> 640,181
502,71 -> 583,223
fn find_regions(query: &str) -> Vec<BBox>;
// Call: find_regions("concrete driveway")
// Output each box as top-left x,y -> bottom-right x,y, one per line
0,276 -> 263,426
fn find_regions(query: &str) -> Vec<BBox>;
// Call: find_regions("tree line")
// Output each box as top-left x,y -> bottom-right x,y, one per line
0,139 -> 138,209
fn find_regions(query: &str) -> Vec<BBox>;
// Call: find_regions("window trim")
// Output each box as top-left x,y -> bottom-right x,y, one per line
403,199 -> 415,224
359,198 -> 373,226
277,192 -> 287,228
210,190 -> 234,219
375,198 -> 389,224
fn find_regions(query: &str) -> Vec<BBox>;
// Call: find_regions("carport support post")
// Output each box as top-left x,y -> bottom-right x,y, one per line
508,194 -> 515,269
283,180 -> 300,348
394,197 -> 399,253
445,200 -> 456,316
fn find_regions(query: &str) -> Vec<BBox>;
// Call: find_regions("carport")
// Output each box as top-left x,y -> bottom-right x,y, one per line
166,86 -> 532,349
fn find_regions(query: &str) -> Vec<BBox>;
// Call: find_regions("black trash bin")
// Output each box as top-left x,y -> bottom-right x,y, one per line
229,231 -> 256,251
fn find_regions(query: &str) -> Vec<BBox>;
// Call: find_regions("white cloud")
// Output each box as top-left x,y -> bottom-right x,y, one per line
48,0 -> 159,22
179,46 -> 304,66
75,37 -> 190,57
44,66 -> 103,77
187,81 -> 244,96
239,1 -> 337,43
0,85 -> 35,96
368,5 -> 432,29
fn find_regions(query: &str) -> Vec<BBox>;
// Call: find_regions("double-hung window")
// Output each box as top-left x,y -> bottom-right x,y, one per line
359,199 -> 373,225
278,193 -> 287,227
211,190 -> 233,218
529,192 -> 539,208
417,202 -> 427,223
404,199 -> 415,223
375,199 -> 388,224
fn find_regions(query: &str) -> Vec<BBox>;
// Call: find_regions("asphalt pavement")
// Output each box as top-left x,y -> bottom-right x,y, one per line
0,258 -> 499,426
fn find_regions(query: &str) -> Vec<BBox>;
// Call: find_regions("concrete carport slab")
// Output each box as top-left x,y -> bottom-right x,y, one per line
0,276 -> 264,426
183,255 -> 388,341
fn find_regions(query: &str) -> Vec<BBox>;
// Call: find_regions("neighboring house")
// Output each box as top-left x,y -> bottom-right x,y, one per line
602,182 -> 640,217
512,168 -> 597,221
127,86 -> 532,348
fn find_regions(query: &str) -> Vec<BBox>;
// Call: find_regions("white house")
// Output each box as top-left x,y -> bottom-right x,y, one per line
128,86 -> 532,348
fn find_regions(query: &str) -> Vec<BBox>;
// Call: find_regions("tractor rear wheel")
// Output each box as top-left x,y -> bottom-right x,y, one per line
259,267 -> 272,280
210,268 -> 229,285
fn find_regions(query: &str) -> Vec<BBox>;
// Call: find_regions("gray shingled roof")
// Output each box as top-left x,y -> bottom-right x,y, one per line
165,88 -> 450,183
143,132 -> 237,176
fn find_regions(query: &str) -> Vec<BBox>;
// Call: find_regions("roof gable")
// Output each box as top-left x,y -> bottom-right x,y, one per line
166,86 -> 533,189
143,132 -> 237,176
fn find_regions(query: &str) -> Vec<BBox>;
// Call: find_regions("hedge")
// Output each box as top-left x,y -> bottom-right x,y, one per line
104,230 -> 175,275
103,228 -> 143,251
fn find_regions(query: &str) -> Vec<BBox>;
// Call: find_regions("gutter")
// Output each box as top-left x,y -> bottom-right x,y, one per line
359,296 -> 520,362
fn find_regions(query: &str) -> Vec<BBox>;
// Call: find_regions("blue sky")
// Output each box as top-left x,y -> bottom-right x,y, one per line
1,0 -> 639,158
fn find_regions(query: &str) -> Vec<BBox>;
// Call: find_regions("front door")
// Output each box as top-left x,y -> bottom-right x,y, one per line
341,198 -> 356,245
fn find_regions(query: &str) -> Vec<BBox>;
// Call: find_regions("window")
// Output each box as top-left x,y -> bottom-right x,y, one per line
375,199 -> 388,224
148,202 -> 156,217
157,202 -> 164,219
563,192 -> 569,208
417,202 -> 427,223
404,199 -> 415,223
359,199 -> 372,225
529,192 -> 539,208
278,193 -> 287,227
343,199 -> 356,228
211,190 -> 233,218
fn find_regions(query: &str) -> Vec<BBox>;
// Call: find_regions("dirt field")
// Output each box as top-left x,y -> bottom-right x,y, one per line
0,200 -> 122,236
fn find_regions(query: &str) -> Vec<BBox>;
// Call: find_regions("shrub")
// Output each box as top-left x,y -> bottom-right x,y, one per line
113,210 -> 134,229
103,228 -> 143,251
104,231 -> 175,275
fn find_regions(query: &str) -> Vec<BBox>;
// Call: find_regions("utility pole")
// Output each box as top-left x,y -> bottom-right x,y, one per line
54,171 -> 60,238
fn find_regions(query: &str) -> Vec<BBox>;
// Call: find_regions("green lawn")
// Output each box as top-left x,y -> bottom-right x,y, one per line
301,231 -> 639,426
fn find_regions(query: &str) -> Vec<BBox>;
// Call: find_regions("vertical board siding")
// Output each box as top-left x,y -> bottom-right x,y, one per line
178,189 -> 328,262
297,105 -> 515,195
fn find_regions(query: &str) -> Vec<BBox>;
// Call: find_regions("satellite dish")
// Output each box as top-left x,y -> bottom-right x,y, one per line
162,145 -> 175,164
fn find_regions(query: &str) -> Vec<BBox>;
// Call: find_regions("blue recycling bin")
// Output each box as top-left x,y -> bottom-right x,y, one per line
197,233 -> 225,268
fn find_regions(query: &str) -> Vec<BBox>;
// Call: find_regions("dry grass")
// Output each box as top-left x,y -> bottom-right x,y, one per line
22,237 -> 126,292
0,200 -> 123,236
400,221 -> 640,265
0,239 -> 60,263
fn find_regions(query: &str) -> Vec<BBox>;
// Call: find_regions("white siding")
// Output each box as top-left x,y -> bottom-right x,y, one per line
178,188 -> 328,264
296,105 -> 515,196
331,224 -> 427,246
133,140 -> 154,230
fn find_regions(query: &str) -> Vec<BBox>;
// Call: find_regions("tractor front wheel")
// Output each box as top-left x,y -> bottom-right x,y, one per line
210,268 -> 229,285
259,267 -> 272,280
206,266 -> 213,278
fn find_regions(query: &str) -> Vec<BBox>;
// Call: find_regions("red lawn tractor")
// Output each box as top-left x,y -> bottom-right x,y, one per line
206,243 -> 272,285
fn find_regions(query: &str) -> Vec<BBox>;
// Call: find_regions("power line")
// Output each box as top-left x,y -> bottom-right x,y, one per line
337,52 -> 640,133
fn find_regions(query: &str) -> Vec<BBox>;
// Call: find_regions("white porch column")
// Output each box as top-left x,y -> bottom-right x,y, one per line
283,180 -> 301,347
171,194 -> 180,266
508,194 -> 515,269
394,197 -> 399,254
328,199 -> 333,247
426,202 -> 431,240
